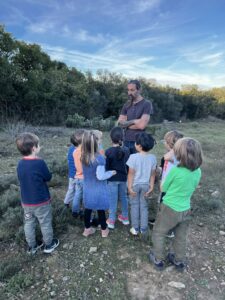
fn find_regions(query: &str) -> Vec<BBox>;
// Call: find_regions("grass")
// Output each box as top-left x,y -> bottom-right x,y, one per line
0,119 -> 225,299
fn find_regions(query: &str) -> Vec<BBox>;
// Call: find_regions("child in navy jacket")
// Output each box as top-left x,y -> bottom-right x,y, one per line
16,132 -> 59,254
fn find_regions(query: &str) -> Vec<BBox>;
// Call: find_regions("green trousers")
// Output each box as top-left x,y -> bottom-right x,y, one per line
152,203 -> 191,262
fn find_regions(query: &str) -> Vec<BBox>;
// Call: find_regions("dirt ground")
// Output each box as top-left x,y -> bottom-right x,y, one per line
0,120 -> 225,299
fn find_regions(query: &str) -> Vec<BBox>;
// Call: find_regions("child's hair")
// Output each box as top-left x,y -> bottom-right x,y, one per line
135,132 -> 155,152
16,132 -> 39,156
92,130 -> 103,143
81,130 -> 98,165
174,137 -> 203,171
164,130 -> 184,149
71,129 -> 85,147
110,126 -> 125,160
110,126 -> 123,146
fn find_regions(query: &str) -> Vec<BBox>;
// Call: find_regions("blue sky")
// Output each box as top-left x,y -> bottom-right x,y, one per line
1,0 -> 225,88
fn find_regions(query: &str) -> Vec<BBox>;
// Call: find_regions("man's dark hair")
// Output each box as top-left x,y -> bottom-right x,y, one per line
128,79 -> 141,90
135,132 -> 155,152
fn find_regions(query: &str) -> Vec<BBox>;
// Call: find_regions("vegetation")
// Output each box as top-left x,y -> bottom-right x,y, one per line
1,25 -> 225,127
0,120 -> 224,299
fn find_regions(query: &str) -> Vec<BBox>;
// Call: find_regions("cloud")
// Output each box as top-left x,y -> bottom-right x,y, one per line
41,43 -> 225,88
136,0 -> 162,13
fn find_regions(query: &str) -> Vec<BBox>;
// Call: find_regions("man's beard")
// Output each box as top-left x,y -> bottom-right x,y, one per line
128,94 -> 134,101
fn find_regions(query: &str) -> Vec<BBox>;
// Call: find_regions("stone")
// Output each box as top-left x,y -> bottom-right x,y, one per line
89,247 -> 97,253
211,190 -> 220,198
168,281 -> 185,289
219,231 -> 225,236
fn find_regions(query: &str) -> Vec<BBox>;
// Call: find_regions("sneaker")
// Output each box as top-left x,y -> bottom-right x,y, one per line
149,251 -> 164,271
106,219 -> 115,229
149,219 -> 155,225
27,241 -> 43,255
130,227 -> 139,236
167,231 -> 175,238
64,203 -> 70,208
167,253 -> 186,272
101,228 -> 109,238
118,215 -> 130,225
43,238 -> 59,254
82,227 -> 96,237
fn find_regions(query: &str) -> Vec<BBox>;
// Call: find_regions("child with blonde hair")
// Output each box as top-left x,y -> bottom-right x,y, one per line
149,138 -> 203,271
81,131 -> 116,238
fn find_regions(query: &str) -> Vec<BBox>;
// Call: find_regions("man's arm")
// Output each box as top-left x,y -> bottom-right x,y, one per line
128,114 -> 150,130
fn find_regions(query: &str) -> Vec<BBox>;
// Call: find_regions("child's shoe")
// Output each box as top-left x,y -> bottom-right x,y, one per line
167,231 -> 175,238
27,241 -> 43,255
101,228 -> 109,238
130,227 -> 139,236
106,219 -> 115,229
43,238 -> 59,254
167,253 -> 186,272
149,251 -> 164,271
118,215 -> 130,225
82,227 -> 96,237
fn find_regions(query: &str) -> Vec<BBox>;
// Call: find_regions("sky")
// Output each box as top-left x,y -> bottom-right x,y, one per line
1,0 -> 225,88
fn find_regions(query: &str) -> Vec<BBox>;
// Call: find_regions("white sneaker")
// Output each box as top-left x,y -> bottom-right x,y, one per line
130,227 -> 139,235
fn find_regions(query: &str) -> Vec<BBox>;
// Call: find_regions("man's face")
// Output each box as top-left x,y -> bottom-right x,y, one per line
127,83 -> 139,101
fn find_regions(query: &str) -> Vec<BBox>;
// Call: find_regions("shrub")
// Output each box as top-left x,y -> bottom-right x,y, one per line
0,186 -> 20,217
65,113 -> 85,128
0,175 -> 18,193
0,207 -> 23,240
0,260 -> 22,281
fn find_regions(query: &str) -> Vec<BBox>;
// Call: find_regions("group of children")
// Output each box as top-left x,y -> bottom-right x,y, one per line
16,126 -> 203,271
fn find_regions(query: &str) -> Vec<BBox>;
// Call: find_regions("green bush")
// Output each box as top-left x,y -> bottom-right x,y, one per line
66,113 -> 116,131
0,186 -> 20,217
0,175 -> 18,193
0,207 -> 23,240
0,259 -> 23,281
65,113 -> 85,128
4,272 -> 34,294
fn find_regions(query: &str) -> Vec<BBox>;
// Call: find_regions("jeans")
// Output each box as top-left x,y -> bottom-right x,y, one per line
23,203 -> 53,247
124,141 -> 136,154
152,203 -> 191,261
64,178 -> 76,205
72,178 -> 83,213
108,181 -> 128,222
129,184 -> 149,231
84,209 -> 107,230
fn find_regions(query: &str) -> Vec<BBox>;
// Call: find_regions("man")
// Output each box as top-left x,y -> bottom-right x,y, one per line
118,79 -> 153,154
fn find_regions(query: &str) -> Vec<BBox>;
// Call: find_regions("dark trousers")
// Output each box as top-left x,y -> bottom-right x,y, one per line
124,141 -> 136,154
84,209 -> 107,230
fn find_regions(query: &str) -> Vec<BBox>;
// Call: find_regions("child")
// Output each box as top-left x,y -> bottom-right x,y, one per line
63,133 -> 77,207
149,137 -> 202,271
16,132 -> 59,254
105,127 -> 130,229
160,130 -> 184,192
81,131 -> 116,238
92,129 -> 104,155
154,130 -> 184,235
72,129 -> 86,217
126,132 -> 157,235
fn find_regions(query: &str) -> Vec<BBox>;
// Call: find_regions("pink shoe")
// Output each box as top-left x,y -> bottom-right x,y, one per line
101,228 -> 109,238
106,218 -> 115,229
83,227 -> 96,237
118,214 -> 130,225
